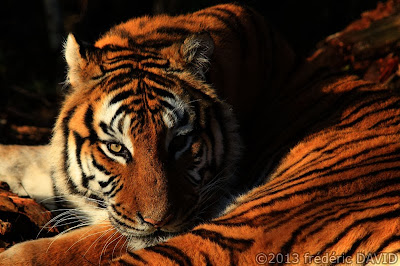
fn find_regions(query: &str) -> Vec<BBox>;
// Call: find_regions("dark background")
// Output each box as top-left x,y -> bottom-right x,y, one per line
0,0 -> 381,142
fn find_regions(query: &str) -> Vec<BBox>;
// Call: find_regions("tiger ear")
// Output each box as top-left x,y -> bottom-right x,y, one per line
64,34 -> 100,87
181,32 -> 214,79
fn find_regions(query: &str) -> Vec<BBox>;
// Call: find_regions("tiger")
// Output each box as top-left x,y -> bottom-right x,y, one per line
2,3 -> 400,266
0,3 -> 296,260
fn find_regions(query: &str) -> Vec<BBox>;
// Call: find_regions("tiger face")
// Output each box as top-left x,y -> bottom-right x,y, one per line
50,33 -> 240,248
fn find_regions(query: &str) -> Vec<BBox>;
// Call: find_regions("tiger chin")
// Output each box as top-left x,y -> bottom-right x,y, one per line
0,4 -> 253,256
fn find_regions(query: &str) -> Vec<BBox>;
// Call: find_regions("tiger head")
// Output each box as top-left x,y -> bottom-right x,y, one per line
50,31 -> 241,248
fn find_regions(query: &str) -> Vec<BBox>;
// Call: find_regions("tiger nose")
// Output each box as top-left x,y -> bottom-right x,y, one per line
143,215 -> 173,228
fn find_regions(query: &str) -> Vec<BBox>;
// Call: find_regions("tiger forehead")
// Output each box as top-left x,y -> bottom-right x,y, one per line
101,48 -> 171,70
93,80 -> 193,135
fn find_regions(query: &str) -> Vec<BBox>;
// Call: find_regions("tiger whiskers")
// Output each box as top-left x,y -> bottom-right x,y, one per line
65,221 -> 113,254
124,236 -> 134,255
46,221 -> 99,253
37,209 -> 88,238
99,230 -> 121,265
111,234 -> 125,261
40,195 -> 108,209
44,207 -> 109,252
81,224 -> 115,257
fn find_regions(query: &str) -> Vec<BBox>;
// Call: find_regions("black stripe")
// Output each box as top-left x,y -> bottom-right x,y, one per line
281,202 -> 396,255
141,61 -> 170,69
147,244 -> 193,266
111,204 -> 137,224
334,233 -> 372,264
149,85 -> 176,99
103,51 -> 164,63
215,177 -> 400,228
263,134 -> 399,196
369,114 -> 400,129
103,72 -> 137,92
217,165 -> 400,225
103,183 -> 118,196
84,105 -> 97,143
61,107 -> 82,196
156,26 -> 192,35
103,63 -> 135,74
337,99 -> 400,129
158,99 -> 174,110
115,258 -> 134,266
92,154 -> 112,175
88,193 -> 106,209
109,90 -> 136,105
314,209 -> 400,256
267,157 -> 400,203
200,251 -> 213,266
72,131 -> 92,189
145,72 -> 175,88
126,250 -> 148,264
110,213 -> 143,232
190,229 -> 254,252
374,234 -> 400,255
271,136 -> 340,183
135,39 -> 177,49
98,175 -> 118,188
271,149 -> 400,201
241,148 -> 398,212
279,138 -> 398,192
100,121 -> 115,137
108,183 -> 124,198
341,94 -> 389,121
110,105 -> 135,128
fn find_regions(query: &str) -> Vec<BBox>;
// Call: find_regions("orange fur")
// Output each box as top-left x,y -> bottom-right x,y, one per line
1,4 -> 400,266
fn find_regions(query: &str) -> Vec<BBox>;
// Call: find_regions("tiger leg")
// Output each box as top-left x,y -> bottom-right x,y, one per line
0,144 -> 56,209
0,222 -> 127,265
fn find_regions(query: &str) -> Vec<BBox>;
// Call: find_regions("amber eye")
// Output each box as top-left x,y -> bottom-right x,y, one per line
105,142 -> 132,162
108,143 -> 123,153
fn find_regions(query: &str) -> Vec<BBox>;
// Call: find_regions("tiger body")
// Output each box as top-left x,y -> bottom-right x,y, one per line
1,3 -> 400,266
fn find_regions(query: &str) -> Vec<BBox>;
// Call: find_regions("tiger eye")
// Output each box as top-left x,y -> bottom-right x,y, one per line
109,143 -> 122,153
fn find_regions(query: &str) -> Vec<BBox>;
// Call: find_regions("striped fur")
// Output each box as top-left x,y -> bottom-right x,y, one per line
2,3 -> 399,266
110,76 -> 400,265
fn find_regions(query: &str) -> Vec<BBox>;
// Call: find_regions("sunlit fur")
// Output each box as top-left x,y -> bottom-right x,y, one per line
2,4 -> 399,266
